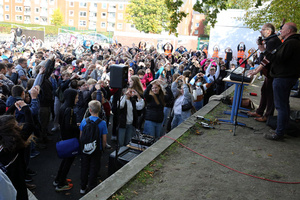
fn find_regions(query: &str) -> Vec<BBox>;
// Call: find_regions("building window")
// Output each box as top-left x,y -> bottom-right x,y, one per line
79,20 -> 86,26
69,19 -> 74,26
102,3 -> 107,9
24,16 -> 30,21
108,23 -> 115,28
119,4 -> 124,10
101,12 -> 106,18
16,0 -> 22,3
49,0 -> 54,5
196,23 -> 199,27
91,12 -> 97,17
16,15 -> 23,21
108,12 -> 115,18
5,15 -> 9,20
93,3 -> 97,7
109,4 -> 116,9
35,0 -> 39,4
5,0 -> 9,2
194,30 -> 199,34
69,10 -> 74,16
69,1 -> 74,7
41,17 -> 47,23
5,5 -> 9,11
79,11 -> 87,17
15,6 -> 23,12
35,17 -> 39,22
130,24 -> 135,29
101,22 -> 106,28
118,13 -> 123,20
35,7 -> 39,13
117,23 -> 122,30
25,7 -> 31,12
79,2 -> 87,7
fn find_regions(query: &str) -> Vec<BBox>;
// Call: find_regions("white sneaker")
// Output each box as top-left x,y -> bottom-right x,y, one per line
258,76 -> 262,80
51,126 -> 60,132
80,189 -> 86,194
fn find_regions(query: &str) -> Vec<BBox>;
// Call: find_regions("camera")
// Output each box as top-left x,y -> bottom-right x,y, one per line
257,36 -> 263,45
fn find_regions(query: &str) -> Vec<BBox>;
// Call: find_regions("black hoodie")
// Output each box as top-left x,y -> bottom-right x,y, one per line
59,89 -> 79,140
267,34 -> 300,78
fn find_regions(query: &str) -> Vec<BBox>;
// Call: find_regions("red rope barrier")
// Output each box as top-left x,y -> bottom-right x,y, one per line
162,135 -> 300,184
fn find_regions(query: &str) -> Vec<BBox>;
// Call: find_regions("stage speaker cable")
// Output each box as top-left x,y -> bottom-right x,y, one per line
162,135 -> 300,184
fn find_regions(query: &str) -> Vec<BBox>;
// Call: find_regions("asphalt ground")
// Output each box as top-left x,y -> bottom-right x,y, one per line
29,119 -> 116,200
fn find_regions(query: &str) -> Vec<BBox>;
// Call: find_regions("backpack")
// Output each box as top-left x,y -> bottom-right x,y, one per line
80,118 -> 102,155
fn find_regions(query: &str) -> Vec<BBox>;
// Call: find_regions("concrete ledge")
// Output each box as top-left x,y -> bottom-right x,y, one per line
81,86 -> 235,200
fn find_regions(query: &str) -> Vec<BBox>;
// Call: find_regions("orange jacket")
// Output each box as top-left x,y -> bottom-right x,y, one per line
212,50 -> 219,58
237,50 -> 244,58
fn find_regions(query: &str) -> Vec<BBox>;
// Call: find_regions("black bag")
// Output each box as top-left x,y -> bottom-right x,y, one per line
182,102 -> 193,111
80,118 -> 102,155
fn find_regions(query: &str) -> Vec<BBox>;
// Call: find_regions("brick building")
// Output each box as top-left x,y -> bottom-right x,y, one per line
0,0 -> 205,37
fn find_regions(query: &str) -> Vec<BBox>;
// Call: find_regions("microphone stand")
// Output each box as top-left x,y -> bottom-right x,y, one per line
232,48 -> 258,136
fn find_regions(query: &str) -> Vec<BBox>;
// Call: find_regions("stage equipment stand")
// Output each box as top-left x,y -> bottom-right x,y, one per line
218,49 -> 258,135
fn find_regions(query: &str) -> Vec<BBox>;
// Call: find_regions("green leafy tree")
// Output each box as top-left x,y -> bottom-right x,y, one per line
165,0 -> 299,35
126,0 -> 171,34
241,0 -> 300,31
165,0 -> 187,36
50,8 -> 64,26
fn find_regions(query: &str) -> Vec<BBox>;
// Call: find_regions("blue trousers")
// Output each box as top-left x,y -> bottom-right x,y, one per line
144,120 -> 162,139
273,77 -> 298,136
171,114 -> 183,130
118,124 -> 135,147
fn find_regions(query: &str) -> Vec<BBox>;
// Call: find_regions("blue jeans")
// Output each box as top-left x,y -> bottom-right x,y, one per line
118,124 -> 135,147
171,114 -> 183,130
193,100 -> 203,111
273,78 -> 298,136
144,120 -> 162,139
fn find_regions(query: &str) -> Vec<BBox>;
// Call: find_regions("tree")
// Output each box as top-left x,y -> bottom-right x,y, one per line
51,8 -> 64,26
241,0 -> 300,31
126,0 -> 171,34
165,0 -> 300,35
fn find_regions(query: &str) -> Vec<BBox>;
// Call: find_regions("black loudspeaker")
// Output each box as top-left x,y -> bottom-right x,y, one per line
109,64 -> 128,88
108,146 -> 142,176
226,52 -> 232,61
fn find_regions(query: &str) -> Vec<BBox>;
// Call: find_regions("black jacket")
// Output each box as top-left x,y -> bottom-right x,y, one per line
259,34 -> 282,76
144,84 -> 168,123
267,34 -> 300,78
59,89 -> 79,140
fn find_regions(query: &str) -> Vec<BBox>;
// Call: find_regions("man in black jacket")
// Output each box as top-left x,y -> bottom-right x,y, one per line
261,22 -> 300,140
248,23 -> 282,122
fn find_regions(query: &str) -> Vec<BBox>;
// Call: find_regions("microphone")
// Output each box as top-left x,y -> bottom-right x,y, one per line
277,31 -> 281,36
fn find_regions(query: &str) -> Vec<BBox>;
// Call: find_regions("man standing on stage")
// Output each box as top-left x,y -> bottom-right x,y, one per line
259,22 -> 300,140
248,23 -> 282,122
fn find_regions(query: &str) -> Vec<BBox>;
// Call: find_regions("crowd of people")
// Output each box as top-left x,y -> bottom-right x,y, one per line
0,21 -> 299,199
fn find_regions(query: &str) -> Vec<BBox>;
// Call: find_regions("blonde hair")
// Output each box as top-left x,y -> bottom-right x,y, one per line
150,80 -> 165,106
130,75 -> 144,96
87,78 -> 97,85
88,100 -> 101,114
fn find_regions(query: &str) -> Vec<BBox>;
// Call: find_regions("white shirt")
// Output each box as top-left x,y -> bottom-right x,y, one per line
173,95 -> 184,115
120,95 -> 145,124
